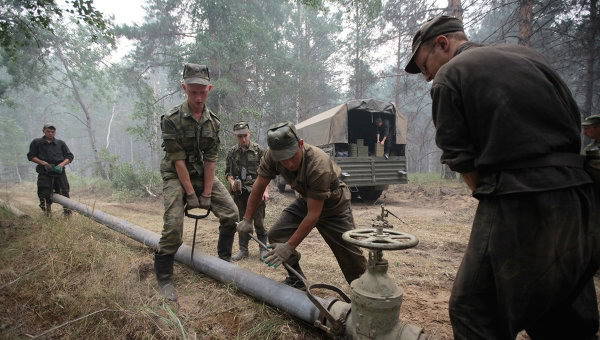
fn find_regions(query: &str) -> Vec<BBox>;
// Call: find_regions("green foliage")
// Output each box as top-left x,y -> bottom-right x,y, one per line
0,0 -> 112,52
107,161 -> 162,198
0,116 -> 27,166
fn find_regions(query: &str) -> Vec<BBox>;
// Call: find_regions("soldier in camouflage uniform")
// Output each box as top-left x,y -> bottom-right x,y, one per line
155,63 -> 238,301
225,122 -> 269,261
236,122 -> 366,290
582,115 -> 600,153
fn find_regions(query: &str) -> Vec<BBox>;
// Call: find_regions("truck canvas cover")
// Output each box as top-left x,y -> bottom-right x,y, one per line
295,99 -> 407,146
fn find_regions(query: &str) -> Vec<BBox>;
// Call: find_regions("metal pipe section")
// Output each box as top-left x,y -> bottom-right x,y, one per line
0,199 -> 30,218
51,194 -> 329,324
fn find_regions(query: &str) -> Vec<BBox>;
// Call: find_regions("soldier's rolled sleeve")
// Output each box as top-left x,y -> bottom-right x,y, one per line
257,151 -> 278,179
431,83 -> 476,173
61,142 -> 74,161
202,140 -> 219,162
305,173 -> 331,201
162,119 -> 186,161
27,140 -> 39,161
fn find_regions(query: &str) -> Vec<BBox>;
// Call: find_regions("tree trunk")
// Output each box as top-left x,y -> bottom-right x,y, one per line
582,0 -> 598,118
447,0 -> 463,21
518,0 -> 533,46
55,46 -> 108,179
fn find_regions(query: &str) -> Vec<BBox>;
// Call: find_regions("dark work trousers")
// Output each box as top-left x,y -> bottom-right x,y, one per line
450,184 -> 600,340
37,171 -> 70,214
268,195 -> 367,284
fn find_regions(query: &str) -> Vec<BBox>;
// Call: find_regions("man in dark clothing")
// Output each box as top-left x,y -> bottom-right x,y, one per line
405,15 -> 600,339
27,124 -> 74,216
374,117 -> 391,157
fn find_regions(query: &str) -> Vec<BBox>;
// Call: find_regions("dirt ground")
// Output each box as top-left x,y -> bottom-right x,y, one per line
1,180 -> 598,339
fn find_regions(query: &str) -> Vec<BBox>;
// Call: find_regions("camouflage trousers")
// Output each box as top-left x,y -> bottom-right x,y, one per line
37,172 -> 70,214
233,191 -> 267,250
268,190 -> 367,284
450,184 -> 600,340
158,177 -> 239,260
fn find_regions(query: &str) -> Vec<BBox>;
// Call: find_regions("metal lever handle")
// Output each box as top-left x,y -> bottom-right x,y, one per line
185,207 -> 211,219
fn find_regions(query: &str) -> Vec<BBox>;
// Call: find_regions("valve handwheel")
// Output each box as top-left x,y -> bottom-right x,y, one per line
343,228 -> 418,250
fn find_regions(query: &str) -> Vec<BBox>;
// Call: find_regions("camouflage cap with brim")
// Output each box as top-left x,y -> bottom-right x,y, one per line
233,121 -> 250,135
582,115 -> 600,126
267,121 -> 300,161
405,15 -> 464,74
43,124 -> 56,130
182,63 -> 211,85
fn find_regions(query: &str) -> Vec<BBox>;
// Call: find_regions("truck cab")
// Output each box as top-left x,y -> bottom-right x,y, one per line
295,99 -> 408,202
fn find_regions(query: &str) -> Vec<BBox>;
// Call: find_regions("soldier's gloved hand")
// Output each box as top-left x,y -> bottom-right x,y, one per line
43,163 -> 53,171
198,194 -> 211,210
185,193 -> 200,210
52,165 -> 63,174
264,243 -> 294,267
236,218 -> 254,234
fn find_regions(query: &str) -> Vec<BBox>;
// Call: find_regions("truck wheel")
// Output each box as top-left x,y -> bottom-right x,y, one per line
358,188 -> 384,203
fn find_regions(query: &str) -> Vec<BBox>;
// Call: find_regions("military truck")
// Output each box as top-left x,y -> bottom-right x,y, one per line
295,99 -> 408,202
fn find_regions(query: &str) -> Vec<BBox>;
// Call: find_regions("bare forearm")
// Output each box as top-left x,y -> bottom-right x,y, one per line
287,214 -> 319,248
202,161 -> 216,196
58,159 -> 70,167
244,176 -> 269,219
174,160 -> 194,194
461,171 -> 479,192
31,157 -> 48,166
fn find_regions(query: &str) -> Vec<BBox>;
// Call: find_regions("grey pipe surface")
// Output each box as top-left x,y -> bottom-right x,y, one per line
52,194 -> 328,324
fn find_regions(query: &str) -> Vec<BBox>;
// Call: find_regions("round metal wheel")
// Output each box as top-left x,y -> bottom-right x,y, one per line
342,228 -> 418,250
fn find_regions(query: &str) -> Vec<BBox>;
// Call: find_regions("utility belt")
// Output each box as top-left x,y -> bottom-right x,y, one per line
479,152 -> 599,189
479,153 -> 584,173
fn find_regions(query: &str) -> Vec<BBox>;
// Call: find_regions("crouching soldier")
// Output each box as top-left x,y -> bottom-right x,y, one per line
225,122 -> 269,261
237,122 -> 367,290
27,124 -> 73,216
155,63 -> 238,301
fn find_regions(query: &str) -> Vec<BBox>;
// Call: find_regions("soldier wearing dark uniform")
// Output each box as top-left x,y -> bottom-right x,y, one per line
374,116 -> 391,157
405,15 -> 600,339
27,124 -> 73,216
236,122 -> 366,290
582,115 -> 600,153
155,63 -> 238,301
225,122 -> 269,261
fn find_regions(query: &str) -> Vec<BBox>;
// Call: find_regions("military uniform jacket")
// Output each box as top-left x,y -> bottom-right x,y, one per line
431,42 -> 591,196
225,142 -> 264,192
160,101 -> 220,180
584,140 -> 600,154
258,143 -> 348,216
27,137 -> 74,173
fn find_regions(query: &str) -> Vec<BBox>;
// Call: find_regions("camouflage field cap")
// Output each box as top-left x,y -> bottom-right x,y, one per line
42,124 -> 56,130
405,15 -> 464,74
267,121 -> 300,161
182,63 -> 210,85
582,115 -> 600,126
233,121 -> 250,135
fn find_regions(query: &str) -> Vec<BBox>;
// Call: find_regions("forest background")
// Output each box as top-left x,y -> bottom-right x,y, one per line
1,0 -> 598,196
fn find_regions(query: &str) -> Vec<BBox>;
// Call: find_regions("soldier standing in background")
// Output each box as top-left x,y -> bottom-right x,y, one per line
155,63 -> 238,301
27,124 -> 73,216
225,122 -> 269,261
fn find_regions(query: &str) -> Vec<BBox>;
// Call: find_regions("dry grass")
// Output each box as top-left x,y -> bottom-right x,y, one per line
2,177 -> 598,340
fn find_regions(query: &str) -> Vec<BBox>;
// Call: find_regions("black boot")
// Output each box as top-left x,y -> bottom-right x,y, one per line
282,262 -> 306,291
154,252 -> 177,301
217,230 -> 235,262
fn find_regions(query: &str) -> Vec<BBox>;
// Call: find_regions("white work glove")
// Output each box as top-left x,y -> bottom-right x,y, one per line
236,218 -> 254,234
264,243 -> 294,267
